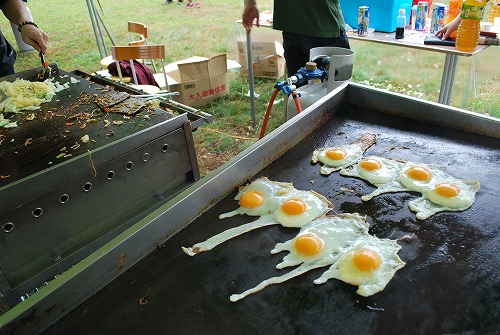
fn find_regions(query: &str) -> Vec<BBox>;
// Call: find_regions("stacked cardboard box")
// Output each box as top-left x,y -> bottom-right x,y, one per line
164,54 -> 229,108
237,33 -> 285,79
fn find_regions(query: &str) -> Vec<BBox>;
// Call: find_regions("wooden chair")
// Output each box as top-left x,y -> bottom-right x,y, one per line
100,21 -> 152,69
127,21 -> 157,72
111,44 -> 170,94
96,21 -> 160,91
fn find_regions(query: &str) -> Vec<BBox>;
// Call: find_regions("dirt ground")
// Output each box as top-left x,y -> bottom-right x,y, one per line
195,144 -> 240,177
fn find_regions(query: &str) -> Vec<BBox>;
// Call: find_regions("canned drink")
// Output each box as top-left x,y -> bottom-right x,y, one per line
357,6 -> 370,36
415,1 -> 429,31
431,3 -> 448,34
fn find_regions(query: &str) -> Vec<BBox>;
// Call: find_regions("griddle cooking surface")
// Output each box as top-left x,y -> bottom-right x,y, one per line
0,69 -> 176,187
45,106 -> 500,335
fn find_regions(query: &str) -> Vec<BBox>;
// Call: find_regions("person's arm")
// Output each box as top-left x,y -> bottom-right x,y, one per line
242,0 -> 259,31
435,14 -> 461,40
0,0 -> 48,53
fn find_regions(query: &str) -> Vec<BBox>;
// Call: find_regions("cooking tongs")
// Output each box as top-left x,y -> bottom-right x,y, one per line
37,51 -> 51,81
133,91 -> 180,101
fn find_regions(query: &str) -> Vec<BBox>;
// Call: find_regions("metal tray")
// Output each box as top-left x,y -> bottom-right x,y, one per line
2,83 -> 499,335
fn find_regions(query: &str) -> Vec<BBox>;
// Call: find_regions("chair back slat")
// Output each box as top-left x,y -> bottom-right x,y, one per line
112,45 -> 165,61
128,36 -> 146,46
128,21 -> 148,38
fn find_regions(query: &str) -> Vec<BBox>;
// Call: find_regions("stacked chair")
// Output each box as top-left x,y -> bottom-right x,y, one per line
95,21 -> 170,94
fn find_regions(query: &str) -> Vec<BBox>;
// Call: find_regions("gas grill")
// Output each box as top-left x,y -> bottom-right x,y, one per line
1,82 -> 499,334
0,65 -> 210,309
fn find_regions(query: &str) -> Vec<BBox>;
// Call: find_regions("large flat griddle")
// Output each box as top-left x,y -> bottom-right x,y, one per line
0,66 -> 187,185
0,66 -> 208,310
2,83 -> 499,334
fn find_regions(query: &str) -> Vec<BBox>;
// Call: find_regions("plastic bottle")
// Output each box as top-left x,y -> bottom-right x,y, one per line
455,0 -> 487,52
446,0 -> 462,38
396,8 -> 406,39
489,0 -> 500,23
410,5 -> 417,29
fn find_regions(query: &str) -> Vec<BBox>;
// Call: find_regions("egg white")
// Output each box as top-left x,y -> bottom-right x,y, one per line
399,162 -> 461,195
408,179 -> 481,220
230,213 -> 384,302
273,189 -> 333,228
340,156 -> 408,201
311,143 -> 364,175
314,234 -> 406,297
272,213 -> 370,268
219,177 -> 295,219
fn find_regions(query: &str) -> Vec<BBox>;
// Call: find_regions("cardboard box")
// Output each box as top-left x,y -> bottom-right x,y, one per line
163,54 -> 229,108
237,35 -> 286,79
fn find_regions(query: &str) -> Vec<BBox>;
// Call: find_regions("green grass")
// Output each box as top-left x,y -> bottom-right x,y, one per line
1,0 -> 498,176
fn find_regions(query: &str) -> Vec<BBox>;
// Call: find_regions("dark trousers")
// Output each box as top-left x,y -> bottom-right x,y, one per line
282,31 -> 350,77
0,31 -> 16,78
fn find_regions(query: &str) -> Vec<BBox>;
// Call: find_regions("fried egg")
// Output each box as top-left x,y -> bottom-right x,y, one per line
408,179 -> 481,220
399,162 -> 447,194
182,180 -> 333,256
311,143 -> 364,175
273,213 -> 370,268
273,189 -> 333,228
219,177 -> 294,218
314,235 -> 406,297
230,213 -> 371,302
340,156 -> 408,201
230,213 -> 405,301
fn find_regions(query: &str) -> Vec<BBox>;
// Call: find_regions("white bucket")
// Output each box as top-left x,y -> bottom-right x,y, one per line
286,47 -> 354,121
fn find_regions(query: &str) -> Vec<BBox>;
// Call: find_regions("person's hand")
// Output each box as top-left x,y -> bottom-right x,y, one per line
436,15 -> 461,40
242,3 -> 259,31
20,24 -> 49,53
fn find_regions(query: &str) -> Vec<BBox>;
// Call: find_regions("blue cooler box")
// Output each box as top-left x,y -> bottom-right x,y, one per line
340,0 -> 412,33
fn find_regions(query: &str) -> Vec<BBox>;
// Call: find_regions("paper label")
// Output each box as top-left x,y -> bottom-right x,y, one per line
460,4 -> 486,20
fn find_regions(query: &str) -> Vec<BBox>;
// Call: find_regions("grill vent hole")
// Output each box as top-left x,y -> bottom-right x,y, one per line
59,194 -> 70,204
2,222 -> 15,233
126,161 -> 134,170
83,182 -> 92,192
107,171 -> 115,180
32,208 -> 43,218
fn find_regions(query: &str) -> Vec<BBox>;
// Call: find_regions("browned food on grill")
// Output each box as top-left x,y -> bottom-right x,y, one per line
350,133 -> 377,152
108,97 -> 145,115
95,91 -> 130,109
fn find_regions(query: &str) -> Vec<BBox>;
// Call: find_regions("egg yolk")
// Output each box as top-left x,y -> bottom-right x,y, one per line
407,166 -> 432,181
294,234 -> 324,256
326,148 -> 347,161
435,183 -> 460,198
281,198 -> 307,215
360,158 -> 381,171
352,249 -> 382,271
239,191 -> 264,209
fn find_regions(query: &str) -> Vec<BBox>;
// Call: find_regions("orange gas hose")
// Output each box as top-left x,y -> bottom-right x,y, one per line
259,88 -> 280,139
292,91 -> 302,113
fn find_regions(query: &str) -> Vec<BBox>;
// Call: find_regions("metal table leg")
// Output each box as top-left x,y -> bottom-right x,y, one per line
246,30 -> 256,127
438,53 -> 458,105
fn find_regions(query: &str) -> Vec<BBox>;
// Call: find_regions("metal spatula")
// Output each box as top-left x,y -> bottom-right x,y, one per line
37,51 -> 51,81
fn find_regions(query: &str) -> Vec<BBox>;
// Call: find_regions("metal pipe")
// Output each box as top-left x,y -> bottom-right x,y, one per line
246,30 -> 256,127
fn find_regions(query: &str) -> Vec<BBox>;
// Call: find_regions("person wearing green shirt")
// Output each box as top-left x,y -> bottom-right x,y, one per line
242,0 -> 350,77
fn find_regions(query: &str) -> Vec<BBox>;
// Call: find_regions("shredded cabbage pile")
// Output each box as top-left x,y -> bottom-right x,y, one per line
0,78 -> 70,128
